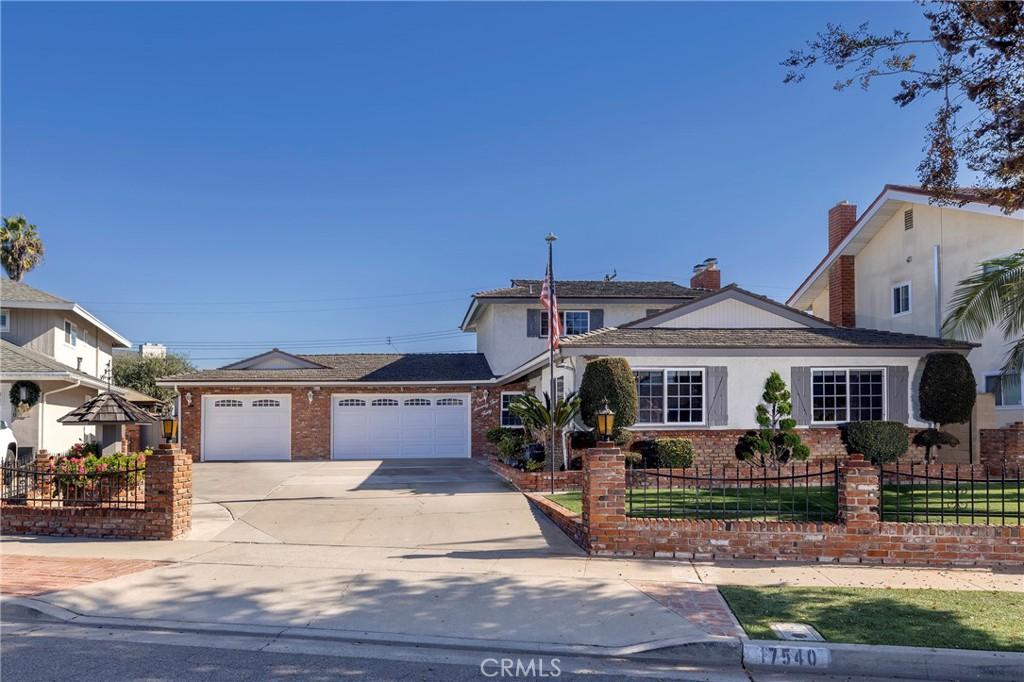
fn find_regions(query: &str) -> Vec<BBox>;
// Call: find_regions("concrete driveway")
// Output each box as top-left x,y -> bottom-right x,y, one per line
189,458 -> 583,554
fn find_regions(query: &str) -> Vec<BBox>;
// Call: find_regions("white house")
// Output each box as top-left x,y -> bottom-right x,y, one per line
787,184 -> 1024,426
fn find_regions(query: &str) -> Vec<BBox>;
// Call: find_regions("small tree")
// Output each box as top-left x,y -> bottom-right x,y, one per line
1,216 -> 45,281
578,357 -> 638,433
509,391 -> 581,469
917,352 -> 976,461
112,352 -> 197,405
736,371 -> 810,466
912,428 -> 961,463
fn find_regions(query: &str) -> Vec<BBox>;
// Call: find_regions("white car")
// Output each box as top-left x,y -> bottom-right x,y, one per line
1,420 -> 17,467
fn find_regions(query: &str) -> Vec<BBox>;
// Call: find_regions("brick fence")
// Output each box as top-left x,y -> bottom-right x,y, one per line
1,443 -> 192,540
981,422 -> 1024,470
529,445 -> 1021,567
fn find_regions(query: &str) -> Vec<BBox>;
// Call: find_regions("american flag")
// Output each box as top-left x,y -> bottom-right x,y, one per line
539,265 -> 561,349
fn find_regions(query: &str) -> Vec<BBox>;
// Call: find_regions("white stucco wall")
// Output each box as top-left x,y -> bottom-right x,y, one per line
50,317 -> 114,380
1,381 -> 100,455
853,202 -> 1024,425
542,349 -> 935,430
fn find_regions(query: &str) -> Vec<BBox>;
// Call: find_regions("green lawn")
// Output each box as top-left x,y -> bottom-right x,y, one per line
545,483 -> 1022,525
719,586 -> 1024,652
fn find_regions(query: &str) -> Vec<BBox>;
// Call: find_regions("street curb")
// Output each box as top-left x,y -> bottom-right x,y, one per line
0,597 -> 740,664
743,639 -> 1024,682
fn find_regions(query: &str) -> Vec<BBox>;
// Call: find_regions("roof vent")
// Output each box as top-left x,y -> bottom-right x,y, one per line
904,208 -> 914,230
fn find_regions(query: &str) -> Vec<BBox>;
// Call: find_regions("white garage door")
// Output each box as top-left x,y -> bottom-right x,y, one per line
202,395 -> 291,461
332,394 -> 470,459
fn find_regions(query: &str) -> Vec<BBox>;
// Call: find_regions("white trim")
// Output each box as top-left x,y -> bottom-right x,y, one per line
0,308 -> 9,332
2,300 -> 131,348
329,392 -> 472,459
63,318 -> 78,348
500,391 -> 525,428
809,367 -> 888,425
631,366 -> 706,427
200,394 -> 292,461
892,281 -> 912,318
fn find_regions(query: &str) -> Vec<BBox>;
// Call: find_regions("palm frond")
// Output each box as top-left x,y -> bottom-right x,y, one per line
943,251 -> 1024,341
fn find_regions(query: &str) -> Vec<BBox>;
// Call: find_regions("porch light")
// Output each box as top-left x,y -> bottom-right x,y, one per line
595,399 -> 615,441
161,416 -> 178,444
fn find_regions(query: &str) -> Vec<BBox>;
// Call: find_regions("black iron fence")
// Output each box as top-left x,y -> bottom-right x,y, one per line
880,462 -> 1022,526
1,462 -> 146,510
626,460 -> 839,522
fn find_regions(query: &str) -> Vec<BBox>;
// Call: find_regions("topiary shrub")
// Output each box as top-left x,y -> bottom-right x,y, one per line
919,353 -> 977,425
843,421 -> 909,464
579,357 -> 638,433
912,428 -> 960,462
653,438 -> 695,468
735,371 -> 810,466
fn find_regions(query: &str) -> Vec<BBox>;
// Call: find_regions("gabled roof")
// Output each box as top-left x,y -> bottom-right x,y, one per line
559,326 -> 975,350
58,391 -> 157,425
219,348 -> 329,370
788,184 -> 1023,310
159,352 -> 496,385
1,339 -> 112,390
0,279 -> 131,348
623,284 -> 833,329
474,279 -> 703,299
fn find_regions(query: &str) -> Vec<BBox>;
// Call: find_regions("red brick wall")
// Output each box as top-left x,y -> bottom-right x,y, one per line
488,457 -> 582,491
689,267 -> 721,290
526,493 -> 588,547
828,201 -> 857,251
1,444 -> 192,541
980,422 -> 1024,470
575,448 -> 1022,566
178,384 -> 520,462
828,255 -> 856,327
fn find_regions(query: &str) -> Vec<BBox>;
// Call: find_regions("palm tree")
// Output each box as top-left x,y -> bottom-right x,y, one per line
0,216 -> 45,281
509,392 -> 581,469
944,250 -> 1024,373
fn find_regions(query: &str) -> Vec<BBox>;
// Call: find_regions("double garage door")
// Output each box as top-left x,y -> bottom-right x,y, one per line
201,393 -> 470,461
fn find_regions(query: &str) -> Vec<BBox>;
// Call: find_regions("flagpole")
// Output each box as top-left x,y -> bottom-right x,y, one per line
545,233 -> 557,495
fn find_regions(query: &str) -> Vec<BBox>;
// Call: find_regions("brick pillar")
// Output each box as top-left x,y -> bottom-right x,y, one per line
30,449 -> 53,505
828,201 -> 857,251
837,453 -> 879,530
582,444 -> 627,554
980,422 -> 1024,472
144,443 -> 192,540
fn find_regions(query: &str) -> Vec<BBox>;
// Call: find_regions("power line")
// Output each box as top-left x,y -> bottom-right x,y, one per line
161,329 -> 466,348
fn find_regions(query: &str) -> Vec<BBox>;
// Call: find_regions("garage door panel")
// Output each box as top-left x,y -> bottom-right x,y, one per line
332,394 -> 469,459
203,395 -> 291,461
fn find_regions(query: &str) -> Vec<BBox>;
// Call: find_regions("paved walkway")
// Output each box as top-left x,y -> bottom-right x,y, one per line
0,555 -> 166,597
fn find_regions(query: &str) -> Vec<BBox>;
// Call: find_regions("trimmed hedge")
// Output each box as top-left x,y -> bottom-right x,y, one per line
919,352 -> 976,425
653,438 -> 695,468
579,357 -> 638,431
843,421 -> 909,464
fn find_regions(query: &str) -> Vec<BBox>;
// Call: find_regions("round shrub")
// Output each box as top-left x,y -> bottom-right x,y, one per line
919,352 -> 976,425
912,428 -> 960,462
843,421 -> 909,464
578,357 -> 638,431
653,438 -> 695,468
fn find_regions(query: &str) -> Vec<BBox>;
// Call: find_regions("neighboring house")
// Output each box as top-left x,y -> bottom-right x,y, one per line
0,280 -> 138,456
787,184 -> 1024,426
158,261 -> 969,463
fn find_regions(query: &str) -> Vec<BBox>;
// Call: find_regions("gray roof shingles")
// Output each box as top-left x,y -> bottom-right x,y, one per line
0,280 -> 70,304
164,353 -> 496,383
560,327 -> 975,350
474,279 -> 704,299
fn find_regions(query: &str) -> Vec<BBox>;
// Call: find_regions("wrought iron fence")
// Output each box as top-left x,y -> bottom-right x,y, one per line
626,460 -> 838,522
880,462 -> 1022,526
1,462 -> 146,510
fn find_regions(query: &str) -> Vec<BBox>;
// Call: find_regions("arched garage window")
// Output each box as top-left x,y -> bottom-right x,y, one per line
436,398 -> 463,406
371,398 -> 399,407
252,399 -> 281,408
337,399 -> 366,407
213,399 -> 243,408
404,398 -> 431,406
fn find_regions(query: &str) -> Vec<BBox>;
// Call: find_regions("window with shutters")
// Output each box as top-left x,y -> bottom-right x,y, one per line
252,399 -> 281,408
337,399 -> 366,407
214,399 -> 243,408
812,368 -> 885,423
540,310 -> 589,336
632,369 -> 704,425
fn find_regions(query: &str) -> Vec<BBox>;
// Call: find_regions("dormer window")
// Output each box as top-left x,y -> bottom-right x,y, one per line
64,319 -> 78,347
540,310 -> 590,337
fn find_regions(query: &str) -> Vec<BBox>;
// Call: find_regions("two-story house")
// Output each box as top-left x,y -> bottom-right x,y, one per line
1,280 -> 134,457
160,259 -> 970,464
787,184 -> 1024,427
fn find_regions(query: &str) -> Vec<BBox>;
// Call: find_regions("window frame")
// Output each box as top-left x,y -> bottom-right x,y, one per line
631,367 -> 706,427
500,391 -> 525,428
985,371 -> 1024,408
892,281 -> 912,317
0,308 -> 8,332
252,399 -> 281,408
554,376 -> 565,403
539,310 -> 590,337
63,319 -> 78,347
810,367 -> 888,425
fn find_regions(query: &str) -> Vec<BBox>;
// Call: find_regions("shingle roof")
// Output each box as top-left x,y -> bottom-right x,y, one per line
0,279 -> 70,304
163,353 -> 496,383
0,339 -> 104,382
474,279 -> 704,299
57,391 -> 157,425
560,327 -> 975,350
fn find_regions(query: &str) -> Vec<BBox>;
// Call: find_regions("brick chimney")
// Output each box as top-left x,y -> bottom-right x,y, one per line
826,202 -> 857,327
690,258 -> 721,290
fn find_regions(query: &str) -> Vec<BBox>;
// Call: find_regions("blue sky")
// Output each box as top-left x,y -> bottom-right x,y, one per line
2,2 -> 936,367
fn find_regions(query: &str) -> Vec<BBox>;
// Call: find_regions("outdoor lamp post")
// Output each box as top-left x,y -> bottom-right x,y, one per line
161,416 -> 178,444
595,399 -> 615,443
